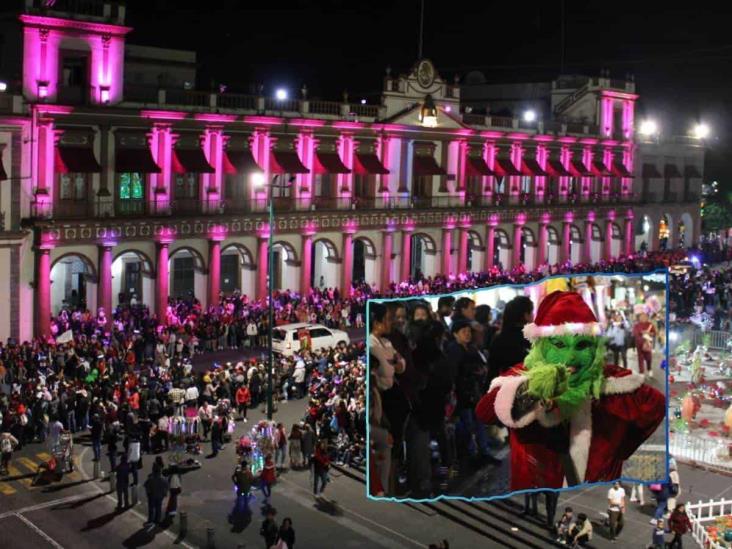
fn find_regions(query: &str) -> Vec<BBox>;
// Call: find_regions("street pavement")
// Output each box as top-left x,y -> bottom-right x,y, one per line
1,331 -> 727,548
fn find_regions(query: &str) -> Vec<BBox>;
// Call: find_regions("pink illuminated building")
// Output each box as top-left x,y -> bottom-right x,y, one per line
0,1 -> 703,340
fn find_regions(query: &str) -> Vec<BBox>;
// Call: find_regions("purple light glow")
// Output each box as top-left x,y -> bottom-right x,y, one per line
141,110 -> 188,120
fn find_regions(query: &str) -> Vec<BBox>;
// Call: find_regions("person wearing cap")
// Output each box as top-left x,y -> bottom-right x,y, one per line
476,290 -> 666,490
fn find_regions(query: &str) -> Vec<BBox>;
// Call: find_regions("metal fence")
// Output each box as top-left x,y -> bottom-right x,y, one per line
669,431 -> 732,474
671,326 -> 731,352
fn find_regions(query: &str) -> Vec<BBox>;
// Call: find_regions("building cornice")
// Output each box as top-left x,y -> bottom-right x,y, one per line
19,14 -> 133,36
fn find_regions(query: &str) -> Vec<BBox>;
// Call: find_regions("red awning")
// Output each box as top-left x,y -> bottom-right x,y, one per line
172,148 -> 214,174
54,146 -> 102,173
0,150 -> 7,180
642,163 -> 662,178
224,149 -> 263,174
270,150 -> 309,174
115,148 -> 161,173
611,160 -> 633,178
521,158 -> 549,176
685,165 -> 702,178
413,154 -> 447,176
312,151 -> 351,174
545,158 -> 572,177
569,159 -> 592,177
465,156 -> 495,176
664,164 -> 683,178
591,159 -> 612,176
353,152 -> 389,175
493,157 -> 521,176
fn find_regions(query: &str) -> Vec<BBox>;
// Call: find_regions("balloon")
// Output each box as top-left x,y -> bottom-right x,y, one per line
681,394 -> 697,421
669,375 -> 675,383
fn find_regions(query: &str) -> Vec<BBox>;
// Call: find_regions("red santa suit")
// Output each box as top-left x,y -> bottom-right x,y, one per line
475,290 -> 666,490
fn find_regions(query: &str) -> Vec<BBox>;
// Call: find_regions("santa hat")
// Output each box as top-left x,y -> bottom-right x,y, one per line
523,290 -> 602,341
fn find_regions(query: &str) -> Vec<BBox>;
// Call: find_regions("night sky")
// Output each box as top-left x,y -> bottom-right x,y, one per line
127,0 -> 732,182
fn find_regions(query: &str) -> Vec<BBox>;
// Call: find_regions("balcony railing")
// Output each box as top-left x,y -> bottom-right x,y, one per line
309,101 -> 341,115
217,93 -> 257,110
27,190 -> 642,222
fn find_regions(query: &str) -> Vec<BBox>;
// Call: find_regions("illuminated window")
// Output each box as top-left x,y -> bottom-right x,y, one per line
119,173 -> 143,200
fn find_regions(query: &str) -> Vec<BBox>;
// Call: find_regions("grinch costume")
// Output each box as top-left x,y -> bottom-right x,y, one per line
476,291 -> 665,490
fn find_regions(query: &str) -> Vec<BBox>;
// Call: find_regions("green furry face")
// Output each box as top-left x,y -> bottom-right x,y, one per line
524,334 -> 607,420
542,335 -> 598,375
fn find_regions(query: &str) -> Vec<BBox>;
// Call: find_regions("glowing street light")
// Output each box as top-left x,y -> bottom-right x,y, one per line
639,119 -> 658,136
523,109 -> 537,122
692,122 -> 710,139
275,88 -> 288,101
252,172 -> 266,187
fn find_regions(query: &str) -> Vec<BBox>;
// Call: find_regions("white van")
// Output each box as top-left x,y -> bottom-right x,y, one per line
271,323 -> 350,357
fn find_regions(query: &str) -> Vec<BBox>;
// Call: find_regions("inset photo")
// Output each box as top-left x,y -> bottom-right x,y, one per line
367,272 -> 669,501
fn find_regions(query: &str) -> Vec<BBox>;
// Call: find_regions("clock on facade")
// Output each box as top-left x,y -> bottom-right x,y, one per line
416,60 -> 435,88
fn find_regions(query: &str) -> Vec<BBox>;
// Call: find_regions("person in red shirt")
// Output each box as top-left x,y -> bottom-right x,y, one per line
632,312 -> 657,376
312,440 -> 331,498
235,384 -> 251,422
259,454 -> 276,504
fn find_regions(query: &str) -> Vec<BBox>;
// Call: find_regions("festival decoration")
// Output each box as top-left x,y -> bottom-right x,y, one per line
476,291 -> 665,490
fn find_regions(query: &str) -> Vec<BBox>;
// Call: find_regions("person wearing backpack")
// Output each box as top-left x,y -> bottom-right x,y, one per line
274,423 -> 288,470
0,431 -> 19,474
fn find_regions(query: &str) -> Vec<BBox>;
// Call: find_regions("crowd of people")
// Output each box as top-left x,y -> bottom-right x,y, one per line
0,242 -> 729,547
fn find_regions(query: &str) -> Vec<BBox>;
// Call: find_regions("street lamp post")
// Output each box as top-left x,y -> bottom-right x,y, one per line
266,177 -> 275,420
256,173 -> 293,420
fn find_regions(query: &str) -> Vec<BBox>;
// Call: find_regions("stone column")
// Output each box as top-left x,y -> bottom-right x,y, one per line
300,227 -> 316,296
605,218 -> 615,260
562,220 -> 572,263
485,218 -> 497,271
156,241 -> 170,321
34,246 -> 52,338
441,226 -> 453,275
341,227 -> 356,296
257,233 -> 269,301
381,228 -> 395,290
207,237 -> 223,307
583,219 -> 594,264
400,224 -> 414,282
512,222 -> 524,269
97,243 -> 115,327
537,222 -> 549,267
458,222 -> 471,273
624,215 -> 635,256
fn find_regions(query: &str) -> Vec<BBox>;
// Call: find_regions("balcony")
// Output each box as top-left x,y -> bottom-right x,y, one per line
121,85 -> 382,120
24,0 -> 126,24
26,190 -> 642,224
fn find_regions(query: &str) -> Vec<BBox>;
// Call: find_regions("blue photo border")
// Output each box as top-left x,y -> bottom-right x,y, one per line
365,268 -> 671,504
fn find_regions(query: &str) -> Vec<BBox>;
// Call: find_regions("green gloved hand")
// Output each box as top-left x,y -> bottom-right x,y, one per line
525,361 -> 570,406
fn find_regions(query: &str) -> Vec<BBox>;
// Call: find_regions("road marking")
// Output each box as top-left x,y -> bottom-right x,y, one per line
0,493 -> 96,519
17,456 -> 41,475
7,465 -> 33,489
0,480 -> 16,495
277,474 -> 423,548
76,446 -> 196,549
36,452 -> 52,462
14,512 -> 65,549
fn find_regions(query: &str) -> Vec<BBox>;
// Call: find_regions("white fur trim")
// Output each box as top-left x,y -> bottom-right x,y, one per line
490,375 -> 562,429
523,321 -> 602,341
601,372 -> 645,395
568,399 -> 593,483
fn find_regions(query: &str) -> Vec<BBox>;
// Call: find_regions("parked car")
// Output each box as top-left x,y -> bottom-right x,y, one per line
271,323 -> 350,356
